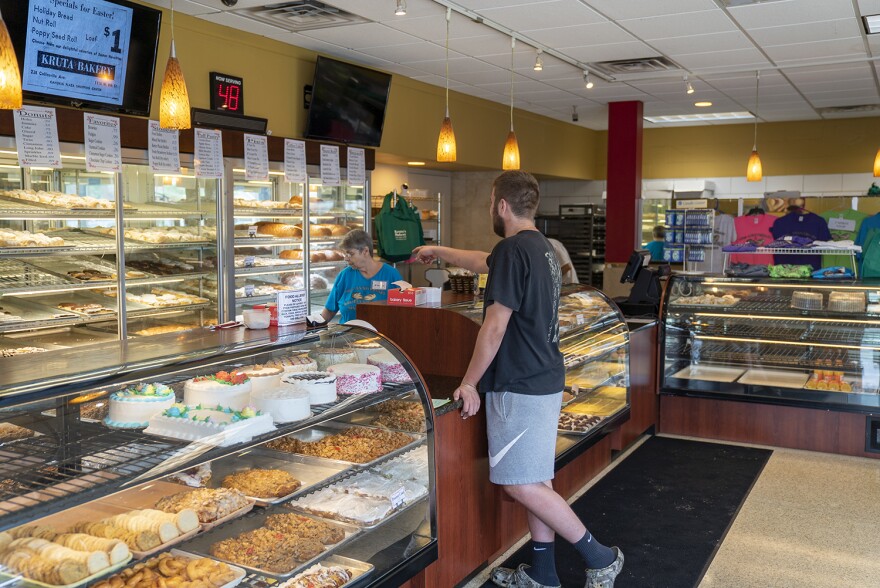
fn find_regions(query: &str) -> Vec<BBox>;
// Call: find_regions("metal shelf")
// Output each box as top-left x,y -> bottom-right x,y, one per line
233,207 -> 303,218
669,339 -> 862,373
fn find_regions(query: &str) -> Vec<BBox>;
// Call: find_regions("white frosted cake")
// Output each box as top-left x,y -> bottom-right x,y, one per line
144,403 -> 275,447
104,383 -> 176,428
282,371 -> 337,404
352,337 -> 384,363
328,363 -> 382,395
267,354 -> 318,374
233,365 -> 282,394
309,346 -> 357,371
251,384 -> 311,423
367,350 -> 411,384
184,371 -> 252,411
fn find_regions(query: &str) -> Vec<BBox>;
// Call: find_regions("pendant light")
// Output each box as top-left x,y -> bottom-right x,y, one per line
159,0 -> 191,130
502,37 -> 520,170
873,148 -> 880,177
436,8 -> 456,162
0,8 -> 22,110
746,71 -> 762,182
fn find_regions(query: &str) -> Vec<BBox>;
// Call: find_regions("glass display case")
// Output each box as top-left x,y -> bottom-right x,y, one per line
444,286 -> 631,456
0,141 -> 220,353
661,275 -> 880,411
0,324 -> 437,588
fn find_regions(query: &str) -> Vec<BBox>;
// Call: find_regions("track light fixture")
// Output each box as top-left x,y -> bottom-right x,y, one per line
583,70 -> 593,89
685,75 -> 695,95
533,49 -> 543,72
395,0 -> 406,16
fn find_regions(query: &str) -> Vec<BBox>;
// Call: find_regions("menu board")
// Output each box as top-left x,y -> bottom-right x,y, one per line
148,120 -> 181,174
284,138 -> 307,183
244,134 -> 269,181
320,144 -> 340,186
347,147 -> 365,186
195,128 -> 224,179
13,105 -> 61,168
84,113 -> 122,172
22,0 -> 133,106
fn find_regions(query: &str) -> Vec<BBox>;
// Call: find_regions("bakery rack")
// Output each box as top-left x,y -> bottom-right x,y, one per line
721,246 -> 860,276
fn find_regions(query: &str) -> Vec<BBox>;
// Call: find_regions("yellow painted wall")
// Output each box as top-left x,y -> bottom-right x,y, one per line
140,3 -> 601,179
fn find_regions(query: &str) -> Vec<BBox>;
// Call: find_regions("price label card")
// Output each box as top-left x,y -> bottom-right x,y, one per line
244,256 -> 255,268
478,274 -> 488,289
347,147 -> 365,186
244,134 -> 269,181
284,139 -> 307,183
194,128 -> 224,179
84,113 -> 121,173
248,225 -> 258,238
320,145 -> 340,186
389,487 -> 407,509
244,284 -> 255,297
828,217 -> 856,232
277,289 -> 308,326
13,106 -> 61,168
148,120 -> 180,173
576,314 -> 585,325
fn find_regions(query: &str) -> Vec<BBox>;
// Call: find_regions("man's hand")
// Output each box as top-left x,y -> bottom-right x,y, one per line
412,246 -> 438,264
454,383 -> 481,419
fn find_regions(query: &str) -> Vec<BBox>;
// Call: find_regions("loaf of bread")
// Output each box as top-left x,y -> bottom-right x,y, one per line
280,249 -> 303,260
289,195 -> 304,206
330,225 -> 350,236
310,251 -> 326,263
307,224 -> 333,237
255,222 -> 300,238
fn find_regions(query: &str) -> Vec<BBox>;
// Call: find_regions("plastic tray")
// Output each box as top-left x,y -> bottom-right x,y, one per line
168,550 -> 247,588
276,555 -> 374,588
0,556 -> 132,588
287,492 -> 428,530
671,364 -> 745,383
180,508 -> 361,579
738,368 -> 810,389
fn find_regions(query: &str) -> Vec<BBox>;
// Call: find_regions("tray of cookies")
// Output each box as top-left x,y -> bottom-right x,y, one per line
276,555 -> 374,588
262,423 -> 424,471
92,550 -> 245,588
180,508 -> 361,579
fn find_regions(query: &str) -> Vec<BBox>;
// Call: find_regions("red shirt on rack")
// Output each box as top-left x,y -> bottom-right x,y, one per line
729,214 -> 776,265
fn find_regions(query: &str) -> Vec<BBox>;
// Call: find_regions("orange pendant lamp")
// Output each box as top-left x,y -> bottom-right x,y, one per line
436,8 -> 456,162
873,148 -> 880,177
0,8 -> 22,110
502,37 -> 520,170
746,71 -> 762,182
159,0 -> 191,130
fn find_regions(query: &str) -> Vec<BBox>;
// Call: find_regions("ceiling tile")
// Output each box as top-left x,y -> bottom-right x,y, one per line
858,0 -> 880,14
198,10 -> 289,36
359,42 -> 452,63
449,33 -> 522,57
763,38 -> 866,63
563,41 -> 661,62
747,19 -> 862,46
673,48 -> 770,70
450,0 -> 547,8
729,0 -> 856,29
299,23 -> 420,49
811,95 -> 880,107
406,57 -> 498,76
144,0 -> 218,16
478,0 -> 606,30
785,63 -> 874,84
525,22 -> 637,47
650,31 -> 754,56
584,0 -> 718,21
619,10 -> 737,40
384,12 -> 489,42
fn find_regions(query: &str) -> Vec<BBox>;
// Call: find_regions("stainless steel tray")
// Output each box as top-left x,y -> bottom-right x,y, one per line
205,448 -> 353,506
276,555 -> 374,588
261,422 -> 425,470
0,296 -> 79,329
80,228 -> 214,247
30,289 -> 143,317
287,491 -> 428,530
0,326 -> 118,349
28,256 -> 152,284
180,507 -> 362,579
0,258 -> 74,292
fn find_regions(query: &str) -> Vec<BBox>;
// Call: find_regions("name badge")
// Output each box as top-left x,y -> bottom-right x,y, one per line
372,280 -> 387,291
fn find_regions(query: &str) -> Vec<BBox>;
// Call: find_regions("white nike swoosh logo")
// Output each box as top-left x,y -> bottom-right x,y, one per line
488,429 -> 528,468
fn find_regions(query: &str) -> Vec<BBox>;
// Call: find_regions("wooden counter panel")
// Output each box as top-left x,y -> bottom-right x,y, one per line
614,325 -> 658,450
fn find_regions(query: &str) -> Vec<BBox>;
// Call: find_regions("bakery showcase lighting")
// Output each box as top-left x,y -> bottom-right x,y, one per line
502,37 -> 520,170
684,75 -> 695,95
159,1 -> 191,130
395,0 -> 407,16
437,8 -> 456,162
0,7 -> 22,110
862,14 -> 880,34
584,70 -> 594,90
746,70 -> 762,182
533,50 -> 543,72
407,161 -> 426,166
694,101 -> 712,107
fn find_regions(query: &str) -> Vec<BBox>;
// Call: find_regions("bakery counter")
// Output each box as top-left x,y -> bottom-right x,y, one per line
0,323 -> 438,588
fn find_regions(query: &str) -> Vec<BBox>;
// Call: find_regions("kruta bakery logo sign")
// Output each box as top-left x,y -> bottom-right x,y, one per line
394,229 -> 408,241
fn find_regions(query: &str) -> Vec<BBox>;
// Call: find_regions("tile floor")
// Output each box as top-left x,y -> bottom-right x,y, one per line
465,435 -> 880,588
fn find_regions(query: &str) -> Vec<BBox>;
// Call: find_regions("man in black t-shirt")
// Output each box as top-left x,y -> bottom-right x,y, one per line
413,171 -> 623,588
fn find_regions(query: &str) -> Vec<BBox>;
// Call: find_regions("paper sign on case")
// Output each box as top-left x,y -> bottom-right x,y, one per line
244,134 -> 269,181
347,147 -> 365,186
195,128 -> 224,179
84,113 -> 122,173
277,290 -> 308,326
320,145 -> 340,186
13,105 -> 61,168
284,139 -> 307,183
148,121 -> 180,173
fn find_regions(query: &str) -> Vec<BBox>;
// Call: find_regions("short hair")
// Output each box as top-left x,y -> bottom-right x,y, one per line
493,170 -> 540,218
653,225 -> 666,239
339,229 -> 372,253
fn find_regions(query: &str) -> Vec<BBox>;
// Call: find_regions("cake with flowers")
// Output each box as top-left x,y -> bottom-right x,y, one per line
144,403 -> 275,447
104,383 -> 176,428
282,372 -> 337,404
328,363 -> 382,395
367,350 -> 411,384
184,371 -> 252,411
232,365 -> 283,394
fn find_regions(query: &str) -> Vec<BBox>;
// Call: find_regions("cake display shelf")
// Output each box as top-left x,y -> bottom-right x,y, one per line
0,258 -> 74,293
668,340 -> 863,373
309,382 -> 418,419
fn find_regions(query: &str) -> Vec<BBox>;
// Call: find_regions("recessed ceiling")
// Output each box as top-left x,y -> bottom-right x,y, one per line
148,0 -> 880,130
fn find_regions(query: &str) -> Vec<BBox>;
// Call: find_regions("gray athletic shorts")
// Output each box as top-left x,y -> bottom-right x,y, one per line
485,390 -> 563,486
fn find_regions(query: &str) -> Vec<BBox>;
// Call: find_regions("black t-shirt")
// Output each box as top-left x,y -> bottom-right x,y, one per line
479,230 -> 565,395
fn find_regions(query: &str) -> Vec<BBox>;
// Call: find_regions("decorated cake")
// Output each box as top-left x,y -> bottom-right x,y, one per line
308,346 -> 357,371
184,371 -> 252,411
328,363 -> 382,395
251,385 -> 312,423
232,365 -> 283,394
144,403 -> 275,447
267,354 -> 318,374
282,372 -> 337,404
104,383 -> 176,428
351,337 -> 384,363
367,350 -> 411,384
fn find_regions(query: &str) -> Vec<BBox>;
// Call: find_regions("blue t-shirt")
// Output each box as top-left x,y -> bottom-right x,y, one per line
325,264 -> 403,323
770,211 -> 831,269
645,240 -> 664,262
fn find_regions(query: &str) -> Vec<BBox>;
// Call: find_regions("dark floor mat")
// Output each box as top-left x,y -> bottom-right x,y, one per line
478,436 -> 772,588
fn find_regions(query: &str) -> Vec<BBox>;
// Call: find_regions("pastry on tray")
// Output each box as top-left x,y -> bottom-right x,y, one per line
264,512 -> 345,545
167,464 -> 212,488
155,487 -> 252,523
92,552 -> 238,588
280,563 -> 353,588
220,468 -> 301,498
0,422 -> 35,442
209,527 -> 324,573
265,427 -> 413,463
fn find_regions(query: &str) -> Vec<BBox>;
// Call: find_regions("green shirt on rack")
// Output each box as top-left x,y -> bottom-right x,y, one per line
820,209 -> 867,269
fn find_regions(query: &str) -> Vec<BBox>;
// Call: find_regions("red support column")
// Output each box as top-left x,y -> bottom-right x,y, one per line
605,101 -> 643,263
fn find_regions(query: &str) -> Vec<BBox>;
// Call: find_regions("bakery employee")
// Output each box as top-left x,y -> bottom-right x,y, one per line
320,229 -> 403,324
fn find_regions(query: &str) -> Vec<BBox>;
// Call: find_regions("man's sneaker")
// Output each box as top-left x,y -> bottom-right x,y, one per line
490,563 -> 561,588
584,547 -> 624,588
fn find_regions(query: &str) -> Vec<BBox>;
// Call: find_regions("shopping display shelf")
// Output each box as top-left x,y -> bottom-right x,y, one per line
233,236 -> 303,248
683,317 -> 880,346
0,198 -> 120,219
669,340 -> 862,373
235,263 -> 302,276
126,202 -> 215,219
233,206 -> 303,218
0,231 -> 218,257
670,299 -> 880,320
562,336 -> 626,370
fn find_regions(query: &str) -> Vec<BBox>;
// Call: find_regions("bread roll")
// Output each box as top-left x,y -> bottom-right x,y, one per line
310,251 -> 326,263
134,508 -> 199,533
330,225 -> 349,236
256,223 -> 299,238
309,224 -> 333,237
9,537 -> 110,574
69,521 -> 160,551
106,513 -> 178,544
279,249 -> 303,260
288,195 -> 303,206
54,533 -> 130,565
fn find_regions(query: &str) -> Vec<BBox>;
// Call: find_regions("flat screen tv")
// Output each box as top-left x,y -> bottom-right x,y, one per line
304,56 -> 392,147
0,0 -> 161,117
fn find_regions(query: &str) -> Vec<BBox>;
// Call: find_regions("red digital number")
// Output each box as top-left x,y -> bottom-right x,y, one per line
217,83 -> 240,111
